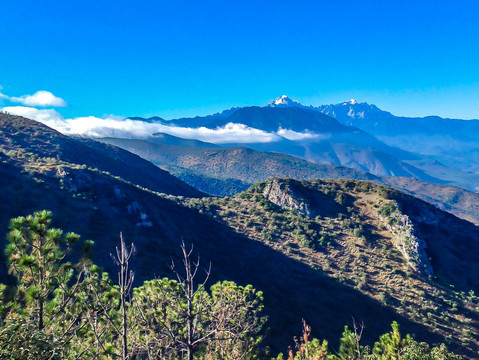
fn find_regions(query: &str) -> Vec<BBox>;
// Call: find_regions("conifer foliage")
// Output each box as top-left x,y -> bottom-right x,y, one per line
0,211 -> 266,359
278,321 -> 460,360
6,210 -> 80,331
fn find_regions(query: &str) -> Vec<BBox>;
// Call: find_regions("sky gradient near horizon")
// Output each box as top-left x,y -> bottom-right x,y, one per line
1,0 -> 479,120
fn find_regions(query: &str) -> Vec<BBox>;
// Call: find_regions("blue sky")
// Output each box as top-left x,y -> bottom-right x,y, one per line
1,0 -> 479,119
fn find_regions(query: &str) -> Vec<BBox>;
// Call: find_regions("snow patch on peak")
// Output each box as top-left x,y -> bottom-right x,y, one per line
269,95 -> 302,107
343,99 -> 357,105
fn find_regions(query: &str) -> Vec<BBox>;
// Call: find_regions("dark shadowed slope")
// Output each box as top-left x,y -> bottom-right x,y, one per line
0,113 -> 204,197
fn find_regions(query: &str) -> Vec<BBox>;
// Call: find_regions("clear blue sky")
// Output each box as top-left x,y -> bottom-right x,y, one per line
1,0 -> 479,119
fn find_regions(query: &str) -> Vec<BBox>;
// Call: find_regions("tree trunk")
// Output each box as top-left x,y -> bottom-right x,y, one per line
187,345 -> 193,360
121,286 -> 128,360
38,299 -> 44,330
120,237 -> 129,360
186,245 -> 194,360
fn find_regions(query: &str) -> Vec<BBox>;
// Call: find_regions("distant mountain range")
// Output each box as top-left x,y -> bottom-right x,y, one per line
127,97 -> 479,192
269,96 -> 479,178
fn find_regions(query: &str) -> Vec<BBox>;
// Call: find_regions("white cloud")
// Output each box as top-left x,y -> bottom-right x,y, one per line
0,88 -> 67,107
277,128 -> 326,141
63,117 -> 160,139
2,106 -> 65,126
63,120 -> 280,144
0,86 -> 7,100
2,104 -> 328,144
154,122 -> 280,144
10,90 -> 67,107
1,106 -> 280,144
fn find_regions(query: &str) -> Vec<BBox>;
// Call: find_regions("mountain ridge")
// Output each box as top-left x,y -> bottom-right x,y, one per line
265,96 -> 479,176
126,97 -> 479,190
99,136 -> 479,225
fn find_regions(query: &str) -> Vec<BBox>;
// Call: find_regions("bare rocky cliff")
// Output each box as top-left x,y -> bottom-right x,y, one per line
378,203 -> 434,277
262,178 -> 313,217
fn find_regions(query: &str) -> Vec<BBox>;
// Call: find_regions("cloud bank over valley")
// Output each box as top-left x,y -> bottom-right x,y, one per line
1,89 -> 323,144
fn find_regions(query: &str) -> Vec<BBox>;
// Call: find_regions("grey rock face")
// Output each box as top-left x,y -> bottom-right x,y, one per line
262,179 -> 313,217
380,202 -> 434,277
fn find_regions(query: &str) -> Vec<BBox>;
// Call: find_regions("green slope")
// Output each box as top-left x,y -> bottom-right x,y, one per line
182,178 -> 479,357
100,137 -> 479,225
98,137 -> 379,184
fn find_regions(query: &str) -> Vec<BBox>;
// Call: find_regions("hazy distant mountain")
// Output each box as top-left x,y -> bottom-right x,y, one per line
99,136 -> 379,185
129,107 -> 241,128
218,106 -> 350,133
130,105 -> 428,179
123,96 -> 479,191
267,95 -> 479,144
313,99 -> 479,175
263,96 -> 479,189
316,99 -> 479,139
128,115 -> 166,123
206,107 -> 453,183
316,99 -> 392,127
267,95 -> 479,143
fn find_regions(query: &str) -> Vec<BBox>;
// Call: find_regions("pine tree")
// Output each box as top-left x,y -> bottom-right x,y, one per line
5,210 -> 80,330
372,321 -> 411,359
128,242 -> 266,359
338,324 -> 367,359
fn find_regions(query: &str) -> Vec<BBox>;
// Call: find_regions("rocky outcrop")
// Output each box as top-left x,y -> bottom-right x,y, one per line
262,179 -> 313,217
380,202 -> 434,277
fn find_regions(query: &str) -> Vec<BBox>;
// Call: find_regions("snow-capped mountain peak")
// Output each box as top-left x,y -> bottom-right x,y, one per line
268,95 -> 302,107
343,99 -> 357,105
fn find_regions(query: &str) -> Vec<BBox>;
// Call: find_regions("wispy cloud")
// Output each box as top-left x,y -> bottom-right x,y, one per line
67,120 -> 280,144
2,106 -> 64,124
155,123 -> 281,144
0,86 -> 7,100
0,89 -> 67,107
277,128 -> 325,141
